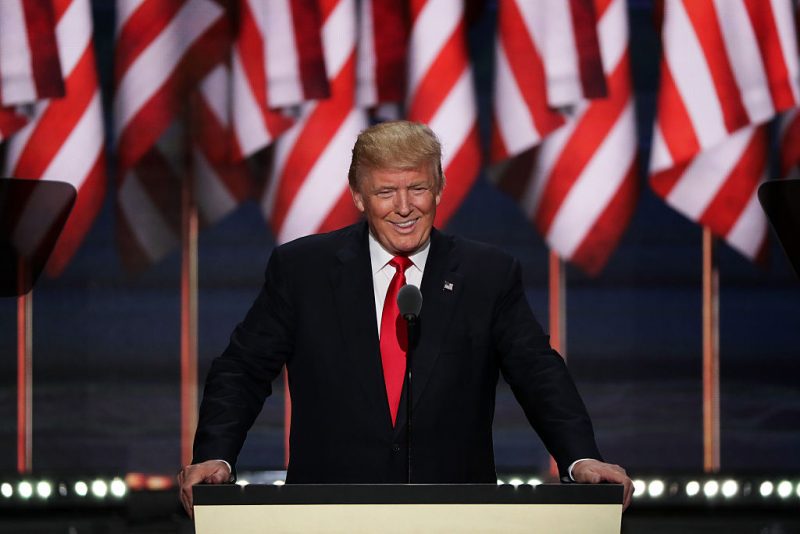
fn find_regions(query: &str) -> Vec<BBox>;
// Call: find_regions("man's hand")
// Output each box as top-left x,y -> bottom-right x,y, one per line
177,460 -> 231,518
571,459 -> 634,511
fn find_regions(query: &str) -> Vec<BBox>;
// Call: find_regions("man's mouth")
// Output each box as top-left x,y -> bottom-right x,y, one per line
391,219 -> 418,230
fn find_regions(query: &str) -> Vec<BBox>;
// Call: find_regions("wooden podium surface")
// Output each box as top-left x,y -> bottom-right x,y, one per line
194,483 -> 623,533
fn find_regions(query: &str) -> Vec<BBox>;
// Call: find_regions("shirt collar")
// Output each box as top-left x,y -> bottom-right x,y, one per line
368,231 -> 431,275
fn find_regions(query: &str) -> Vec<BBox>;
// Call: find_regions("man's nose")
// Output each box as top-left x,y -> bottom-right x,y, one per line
395,190 -> 412,215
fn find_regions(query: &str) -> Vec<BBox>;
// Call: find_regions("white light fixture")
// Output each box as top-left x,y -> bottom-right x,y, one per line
110,478 -> 127,498
18,481 -> 33,499
796,482 -> 800,498
272,480 -> 285,486
721,480 -> 738,498
777,480 -> 792,499
703,480 -> 719,498
496,479 -> 504,486
647,480 -> 665,498
1,483 -> 12,498
685,481 -> 700,497
632,479 -> 646,497
759,481 -> 774,497
527,478 -> 542,486
91,480 -> 108,498
36,481 -> 52,499
235,479 -> 249,487
508,478 -> 523,488
74,481 -> 89,497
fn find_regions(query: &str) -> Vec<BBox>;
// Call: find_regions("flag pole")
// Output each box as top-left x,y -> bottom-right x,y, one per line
702,228 -> 720,472
17,290 -> 33,473
180,143 -> 199,468
548,251 -> 567,478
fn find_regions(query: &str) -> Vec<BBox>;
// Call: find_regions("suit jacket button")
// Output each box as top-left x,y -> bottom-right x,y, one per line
392,444 -> 400,452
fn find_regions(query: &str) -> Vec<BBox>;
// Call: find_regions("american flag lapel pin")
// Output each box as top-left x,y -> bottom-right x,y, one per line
443,281 -> 454,291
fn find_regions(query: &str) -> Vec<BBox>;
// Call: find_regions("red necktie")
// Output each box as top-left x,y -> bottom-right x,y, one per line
380,256 -> 413,426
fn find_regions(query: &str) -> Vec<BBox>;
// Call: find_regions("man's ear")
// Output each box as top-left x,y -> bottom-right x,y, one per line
351,188 -> 365,213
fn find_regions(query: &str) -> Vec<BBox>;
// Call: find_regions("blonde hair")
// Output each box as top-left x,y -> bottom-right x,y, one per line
348,121 -> 445,192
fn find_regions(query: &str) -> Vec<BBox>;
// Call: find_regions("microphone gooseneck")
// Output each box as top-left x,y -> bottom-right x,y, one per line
397,283 -> 422,484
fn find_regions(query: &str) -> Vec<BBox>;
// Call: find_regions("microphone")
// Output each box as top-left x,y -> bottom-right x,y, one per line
397,284 -> 422,322
397,284 -> 422,484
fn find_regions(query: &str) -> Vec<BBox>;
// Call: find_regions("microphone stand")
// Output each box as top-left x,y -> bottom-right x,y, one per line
404,314 -> 418,484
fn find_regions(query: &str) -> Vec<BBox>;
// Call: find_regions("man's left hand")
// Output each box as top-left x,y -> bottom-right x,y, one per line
571,459 -> 633,511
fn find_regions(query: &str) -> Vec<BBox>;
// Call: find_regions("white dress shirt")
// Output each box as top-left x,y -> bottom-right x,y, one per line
368,232 -> 429,336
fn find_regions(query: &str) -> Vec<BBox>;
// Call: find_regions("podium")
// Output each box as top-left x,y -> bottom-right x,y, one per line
193,483 -> 623,533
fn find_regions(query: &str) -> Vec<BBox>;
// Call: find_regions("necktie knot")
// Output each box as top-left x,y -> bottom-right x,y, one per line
389,255 -> 413,274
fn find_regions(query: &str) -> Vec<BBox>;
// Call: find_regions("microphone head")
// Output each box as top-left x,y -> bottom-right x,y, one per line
397,284 -> 423,320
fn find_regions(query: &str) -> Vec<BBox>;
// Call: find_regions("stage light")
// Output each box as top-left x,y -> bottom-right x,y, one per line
235,480 -> 250,487
58,483 -> 68,497
632,479 -> 645,497
777,481 -> 792,498
759,481 -> 773,497
18,481 -> 33,499
36,481 -> 52,499
647,480 -> 665,498
527,478 -> 542,486
1,483 -> 12,498
496,479 -> 504,486
508,478 -> 523,488
796,482 -> 800,498
110,478 -> 127,498
685,481 -> 700,497
703,480 -> 719,498
74,481 -> 88,497
721,480 -> 738,498
91,480 -> 108,498
272,480 -> 285,486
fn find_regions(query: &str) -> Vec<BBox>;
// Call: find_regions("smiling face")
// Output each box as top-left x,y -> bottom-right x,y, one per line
351,167 -> 442,256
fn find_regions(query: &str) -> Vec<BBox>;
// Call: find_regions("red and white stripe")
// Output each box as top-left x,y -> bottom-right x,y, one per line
0,0 -> 64,106
231,0 -> 331,159
649,0 -> 800,260
261,0 -> 329,108
3,0 -> 106,277
192,64 -> 252,225
262,0 -> 366,244
407,0 -> 480,226
492,0 -> 605,161
356,0 -> 407,109
0,0 -> 64,141
113,0 -> 228,173
497,0 -> 638,275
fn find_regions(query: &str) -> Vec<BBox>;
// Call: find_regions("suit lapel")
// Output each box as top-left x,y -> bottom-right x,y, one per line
394,228 -> 462,436
330,223 -> 394,429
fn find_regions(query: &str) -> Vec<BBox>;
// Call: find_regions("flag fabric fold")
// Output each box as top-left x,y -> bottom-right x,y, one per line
3,0 -> 106,277
649,0 -> 800,261
262,0 -> 367,244
496,0 -> 638,275
407,0 -> 481,226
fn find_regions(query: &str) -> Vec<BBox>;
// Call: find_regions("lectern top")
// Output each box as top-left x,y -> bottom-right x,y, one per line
193,483 -> 624,506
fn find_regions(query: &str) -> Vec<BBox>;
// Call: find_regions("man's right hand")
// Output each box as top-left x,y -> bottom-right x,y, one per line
177,460 -> 232,518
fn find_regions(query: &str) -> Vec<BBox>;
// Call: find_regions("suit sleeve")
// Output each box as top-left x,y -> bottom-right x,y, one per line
192,247 -> 294,467
492,257 -> 601,479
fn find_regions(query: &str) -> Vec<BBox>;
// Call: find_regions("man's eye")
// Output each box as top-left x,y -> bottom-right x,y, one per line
376,190 -> 393,198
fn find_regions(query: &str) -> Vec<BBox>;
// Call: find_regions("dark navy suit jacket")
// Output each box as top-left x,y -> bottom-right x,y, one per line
193,222 -> 600,482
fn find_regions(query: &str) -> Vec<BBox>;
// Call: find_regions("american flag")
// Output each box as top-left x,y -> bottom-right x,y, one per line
263,0 -> 366,244
494,0 -> 635,275
2,0 -> 106,277
0,0 -> 64,141
649,0 -> 800,261
113,0 -> 233,270
492,0 -> 605,162
407,0 -> 480,226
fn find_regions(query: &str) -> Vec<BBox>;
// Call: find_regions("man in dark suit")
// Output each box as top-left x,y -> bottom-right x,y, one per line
179,121 -> 633,515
